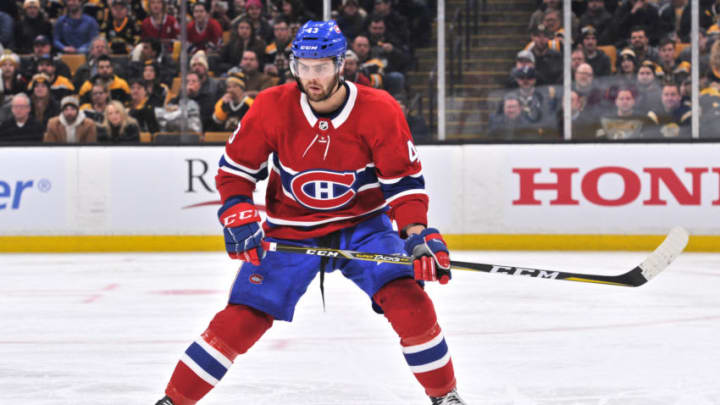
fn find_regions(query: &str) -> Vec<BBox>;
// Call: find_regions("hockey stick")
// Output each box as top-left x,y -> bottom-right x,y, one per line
263,227 -> 689,287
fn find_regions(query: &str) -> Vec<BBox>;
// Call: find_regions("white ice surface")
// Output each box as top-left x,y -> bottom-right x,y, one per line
1,250 -> 719,405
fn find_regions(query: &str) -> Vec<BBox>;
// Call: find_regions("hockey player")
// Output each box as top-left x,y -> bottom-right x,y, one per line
154,20 -> 466,405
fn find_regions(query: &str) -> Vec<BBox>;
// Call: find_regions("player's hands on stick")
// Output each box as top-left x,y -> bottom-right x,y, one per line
218,197 -> 265,265
404,227 -> 451,284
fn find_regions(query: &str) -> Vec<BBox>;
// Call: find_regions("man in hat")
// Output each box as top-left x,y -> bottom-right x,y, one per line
20,35 -> 72,81
27,72 -> 61,130
580,25 -> 611,77
579,0 -> 612,44
342,49 -> 371,86
37,55 -> 75,102
190,50 -> 225,103
43,95 -> 97,143
505,50 -> 536,88
510,65 -> 558,125
53,0 -> 99,54
0,93 -> 44,143
14,0 -> 53,54
0,53 -> 27,101
528,24 -> 562,85
211,72 -> 253,131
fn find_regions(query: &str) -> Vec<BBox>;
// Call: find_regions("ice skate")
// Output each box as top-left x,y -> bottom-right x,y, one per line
154,396 -> 174,405
430,388 -> 467,405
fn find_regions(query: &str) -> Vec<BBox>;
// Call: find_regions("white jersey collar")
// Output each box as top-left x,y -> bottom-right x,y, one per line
299,81 -> 357,129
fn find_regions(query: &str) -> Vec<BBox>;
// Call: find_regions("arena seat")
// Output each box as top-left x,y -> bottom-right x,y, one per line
203,131 -> 232,143
60,54 -> 87,76
598,45 -> 617,73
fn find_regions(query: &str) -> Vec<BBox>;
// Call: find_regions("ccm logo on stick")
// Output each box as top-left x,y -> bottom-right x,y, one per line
513,166 -> 720,206
490,266 -> 560,279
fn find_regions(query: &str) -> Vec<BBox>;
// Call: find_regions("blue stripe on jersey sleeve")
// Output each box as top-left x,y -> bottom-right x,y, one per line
185,342 -> 229,381
402,339 -> 448,367
381,175 -> 426,201
219,155 -> 268,183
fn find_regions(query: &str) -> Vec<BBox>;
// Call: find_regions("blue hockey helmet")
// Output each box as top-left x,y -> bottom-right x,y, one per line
291,20 -> 347,60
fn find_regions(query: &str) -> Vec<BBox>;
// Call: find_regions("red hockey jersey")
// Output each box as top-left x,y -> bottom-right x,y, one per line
215,81 -> 429,240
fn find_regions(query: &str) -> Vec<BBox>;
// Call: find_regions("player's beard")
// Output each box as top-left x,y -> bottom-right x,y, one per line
303,77 -> 337,102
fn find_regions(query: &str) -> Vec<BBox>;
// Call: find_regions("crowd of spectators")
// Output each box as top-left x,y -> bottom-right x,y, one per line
489,0 -> 720,140
0,0 -> 432,144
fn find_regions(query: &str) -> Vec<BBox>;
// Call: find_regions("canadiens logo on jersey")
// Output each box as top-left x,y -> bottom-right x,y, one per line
290,170 -> 357,210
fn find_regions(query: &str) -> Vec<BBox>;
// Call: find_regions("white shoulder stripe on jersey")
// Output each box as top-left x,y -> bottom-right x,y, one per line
223,152 -> 268,174
265,204 -> 387,227
384,189 -> 428,204
219,166 -> 258,183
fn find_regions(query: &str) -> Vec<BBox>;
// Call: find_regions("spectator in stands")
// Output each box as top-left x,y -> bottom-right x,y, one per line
678,28 -> 709,76
342,50 -> 371,86
26,73 -> 59,130
187,2 -> 223,53
230,49 -> 276,98
211,72 -> 253,131
581,26 -> 612,77
211,0 -> 233,31
573,63 -> 604,112
528,24 -> 562,85
44,95 -> 97,143
571,48 -> 586,76
0,93 -> 44,143
580,0 -> 613,44
0,11 -> 13,50
128,78 -> 159,133
393,92 -> 430,142
372,0 -> 410,46
130,38 -> 177,86
351,34 -> 384,88
628,26 -> 659,63
597,87 -> 650,139
78,55 -> 131,104
658,0 -> 687,41
657,37 -> 678,77
141,0 -> 180,53
509,65 -> 558,125
168,71 -> 219,128
20,35 -> 71,81
44,0 -> 65,21
635,60 -> 663,113
53,0 -> 99,54
101,0 -> 141,55
191,50 -> 226,104
504,50 -> 536,88
336,0 -> 367,41
529,0 -> 578,36
245,0 -> 273,43
37,56 -> 75,102
142,62 -> 170,107
1,53 -> 28,101
82,0 -> 108,24
264,16 -> 293,84
559,89 -> 600,139
488,94 -> 541,140
280,0 -> 315,25
678,0 -> 717,42
611,0 -> 660,47
366,15 -> 410,94
73,36 -> 111,89
128,0 -> 148,23
646,82 -> 691,138
79,81 -> 110,123
614,47 -> 639,86
97,100 -> 141,144
218,17 -> 266,75
14,0 -> 53,55
540,9 -> 572,52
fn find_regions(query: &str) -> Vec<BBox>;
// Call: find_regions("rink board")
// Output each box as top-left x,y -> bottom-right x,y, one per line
0,144 -> 718,252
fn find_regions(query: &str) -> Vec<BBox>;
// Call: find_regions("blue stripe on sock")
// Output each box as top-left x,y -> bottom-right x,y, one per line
403,339 -> 449,367
185,342 -> 228,381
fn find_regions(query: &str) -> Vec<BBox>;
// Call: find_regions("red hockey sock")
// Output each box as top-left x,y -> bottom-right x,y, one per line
374,278 -> 456,397
165,304 -> 273,405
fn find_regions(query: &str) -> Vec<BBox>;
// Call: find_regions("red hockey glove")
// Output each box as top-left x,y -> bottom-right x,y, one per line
404,228 -> 451,284
218,197 -> 265,265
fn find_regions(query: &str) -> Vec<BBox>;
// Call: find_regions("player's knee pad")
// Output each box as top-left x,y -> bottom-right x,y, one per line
373,278 -> 438,341
204,304 -> 274,359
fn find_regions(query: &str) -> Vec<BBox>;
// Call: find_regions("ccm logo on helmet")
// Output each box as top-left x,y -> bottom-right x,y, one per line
290,170 -> 356,210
